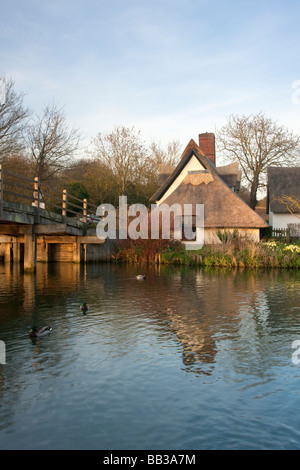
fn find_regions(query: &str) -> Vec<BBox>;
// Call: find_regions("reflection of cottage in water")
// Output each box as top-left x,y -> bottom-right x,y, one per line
155,268 -> 285,376
165,306 -> 217,375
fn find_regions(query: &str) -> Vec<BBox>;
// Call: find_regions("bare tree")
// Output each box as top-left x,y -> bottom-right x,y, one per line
149,140 -> 182,168
90,126 -> 183,205
26,102 -> 80,182
0,74 -> 31,158
91,125 -> 148,196
217,112 -> 300,209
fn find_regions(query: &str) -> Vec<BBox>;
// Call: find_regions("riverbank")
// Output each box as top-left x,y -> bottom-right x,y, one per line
114,239 -> 300,269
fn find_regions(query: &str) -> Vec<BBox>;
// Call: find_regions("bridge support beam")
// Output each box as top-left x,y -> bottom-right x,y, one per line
4,242 -> 11,263
12,241 -> 21,263
73,242 -> 82,263
24,231 -> 36,272
38,237 -> 49,262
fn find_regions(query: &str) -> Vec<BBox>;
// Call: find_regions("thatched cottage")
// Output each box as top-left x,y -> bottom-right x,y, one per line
150,133 -> 268,245
267,166 -> 300,231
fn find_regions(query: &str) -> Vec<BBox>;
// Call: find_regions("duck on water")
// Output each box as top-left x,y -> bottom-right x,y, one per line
29,326 -> 52,338
80,302 -> 89,313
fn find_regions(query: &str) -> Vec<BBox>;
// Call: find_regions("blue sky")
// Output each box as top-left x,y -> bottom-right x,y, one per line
1,0 -> 300,153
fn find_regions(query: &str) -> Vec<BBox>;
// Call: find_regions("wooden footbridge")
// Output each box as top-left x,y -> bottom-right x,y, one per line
0,165 -> 112,271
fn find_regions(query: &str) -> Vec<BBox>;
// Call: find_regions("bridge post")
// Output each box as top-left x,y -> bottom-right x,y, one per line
34,177 -> 39,207
83,199 -> 87,223
34,176 -> 41,224
62,189 -> 67,217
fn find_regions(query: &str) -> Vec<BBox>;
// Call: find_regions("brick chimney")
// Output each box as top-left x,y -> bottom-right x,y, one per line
198,132 -> 215,165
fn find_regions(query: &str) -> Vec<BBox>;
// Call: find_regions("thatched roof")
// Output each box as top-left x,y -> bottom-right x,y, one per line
216,162 -> 241,191
151,139 -> 267,229
268,167 -> 300,214
158,164 -> 175,187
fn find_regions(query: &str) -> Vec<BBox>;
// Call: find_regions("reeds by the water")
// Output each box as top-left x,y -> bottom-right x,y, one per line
114,235 -> 300,269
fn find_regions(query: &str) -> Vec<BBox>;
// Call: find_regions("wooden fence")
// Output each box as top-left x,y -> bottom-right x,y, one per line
0,164 -> 99,223
272,228 -> 291,243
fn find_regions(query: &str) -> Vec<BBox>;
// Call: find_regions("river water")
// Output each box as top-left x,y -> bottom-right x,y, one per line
0,262 -> 300,450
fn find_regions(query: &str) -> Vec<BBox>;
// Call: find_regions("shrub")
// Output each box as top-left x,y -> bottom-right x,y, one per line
114,237 -> 184,264
113,233 -> 300,269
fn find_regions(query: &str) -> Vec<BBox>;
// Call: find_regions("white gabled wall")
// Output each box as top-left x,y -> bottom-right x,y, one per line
157,155 -> 205,205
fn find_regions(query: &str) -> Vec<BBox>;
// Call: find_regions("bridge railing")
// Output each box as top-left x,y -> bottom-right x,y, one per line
0,166 -> 35,205
0,164 -> 99,223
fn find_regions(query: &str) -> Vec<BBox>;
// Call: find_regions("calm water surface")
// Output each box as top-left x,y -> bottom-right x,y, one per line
0,262 -> 300,450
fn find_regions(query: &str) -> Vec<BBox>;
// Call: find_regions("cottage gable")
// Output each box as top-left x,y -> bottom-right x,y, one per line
151,139 -> 209,203
150,137 -> 267,230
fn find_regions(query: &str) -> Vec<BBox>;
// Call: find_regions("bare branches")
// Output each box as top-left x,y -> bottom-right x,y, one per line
274,195 -> 300,220
91,126 -> 148,196
26,102 -> 80,182
0,74 -> 31,158
88,126 -> 182,205
217,112 -> 300,209
149,140 -> 182,168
